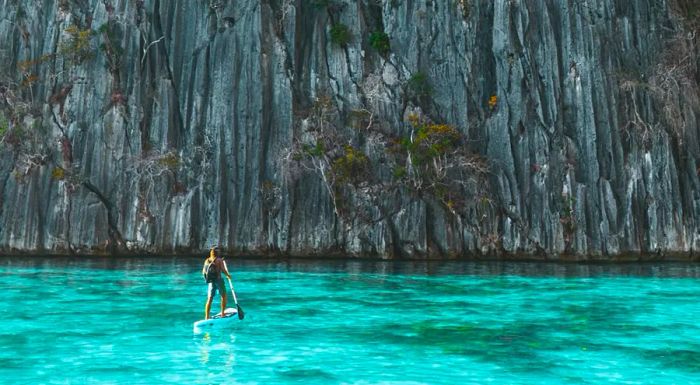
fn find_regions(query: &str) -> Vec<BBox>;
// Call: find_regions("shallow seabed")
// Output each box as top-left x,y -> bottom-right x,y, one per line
1,257 -> 699,384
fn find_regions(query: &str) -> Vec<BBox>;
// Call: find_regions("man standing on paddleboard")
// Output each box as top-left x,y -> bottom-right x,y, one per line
202,246 -> 232,320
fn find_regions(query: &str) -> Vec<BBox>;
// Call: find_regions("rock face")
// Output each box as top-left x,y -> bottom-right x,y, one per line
0,0 -> 698,260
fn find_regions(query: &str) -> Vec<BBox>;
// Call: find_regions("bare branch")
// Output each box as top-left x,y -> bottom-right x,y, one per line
141,36 -> 165,66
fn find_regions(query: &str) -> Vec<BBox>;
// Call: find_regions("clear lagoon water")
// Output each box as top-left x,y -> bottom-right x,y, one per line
1,257 -> 699,384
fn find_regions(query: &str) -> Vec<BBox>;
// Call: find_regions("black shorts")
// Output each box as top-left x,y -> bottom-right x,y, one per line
207,278 -> 226,297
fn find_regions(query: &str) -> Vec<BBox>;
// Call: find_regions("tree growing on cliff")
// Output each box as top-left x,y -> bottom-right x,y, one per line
390,113 -> 489,215
283,95 -> 358,218
281,91 -> 494,250
6,19 -> 132,253
619,16 -> 698,148
0,79 -> 49,181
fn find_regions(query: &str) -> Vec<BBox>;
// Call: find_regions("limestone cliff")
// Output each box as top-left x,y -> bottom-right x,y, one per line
0,0 -> 698,260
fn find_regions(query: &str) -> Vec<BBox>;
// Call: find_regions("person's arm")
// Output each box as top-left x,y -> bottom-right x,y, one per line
222,259 -> 232,280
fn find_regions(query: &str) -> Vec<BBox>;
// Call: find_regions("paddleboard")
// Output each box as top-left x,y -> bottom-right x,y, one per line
193,307 -> 239,334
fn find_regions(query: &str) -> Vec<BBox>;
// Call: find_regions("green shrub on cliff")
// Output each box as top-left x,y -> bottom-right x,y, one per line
330,23 -> 351,46
406,72 -> 432,98
311,0 -> 330,8
0,114 -> 8,140
390,113 -> 489,213
369,31 -> 390,55
157,152 -> 180,170
398,115 -> 462,169
59,25 -> 96,65
332,145 -> 369,184
98,22 -> 124,74
15,5 -> 26,19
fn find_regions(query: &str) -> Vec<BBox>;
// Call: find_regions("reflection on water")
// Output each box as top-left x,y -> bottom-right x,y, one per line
199,333 -> 212,364
3,256 -> 700,278
0,256 -> 699,384
197,333 -> 236,373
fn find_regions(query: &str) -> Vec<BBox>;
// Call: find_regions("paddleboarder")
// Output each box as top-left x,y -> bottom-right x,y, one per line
202,245 -> 232,320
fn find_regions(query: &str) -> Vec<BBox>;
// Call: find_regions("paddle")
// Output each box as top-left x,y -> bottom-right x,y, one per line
226,276 -> 245,320
222,259 -> 244,320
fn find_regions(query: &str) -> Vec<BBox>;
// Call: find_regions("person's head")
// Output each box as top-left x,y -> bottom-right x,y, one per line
209,245 -> 220,259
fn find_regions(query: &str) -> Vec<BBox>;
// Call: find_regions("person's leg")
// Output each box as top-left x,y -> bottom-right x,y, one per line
205,282 -> 217,319
205,296 -> 213,320
221,293 -> 227,316
218,279 -> 227,316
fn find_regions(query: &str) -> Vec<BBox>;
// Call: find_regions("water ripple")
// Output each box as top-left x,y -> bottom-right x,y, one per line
1,257 -> 699,384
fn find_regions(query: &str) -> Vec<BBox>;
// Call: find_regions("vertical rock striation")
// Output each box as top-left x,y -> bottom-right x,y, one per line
0,0 -> 698,260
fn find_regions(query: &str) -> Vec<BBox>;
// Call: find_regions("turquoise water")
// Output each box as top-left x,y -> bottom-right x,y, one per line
1,258 -> 699,384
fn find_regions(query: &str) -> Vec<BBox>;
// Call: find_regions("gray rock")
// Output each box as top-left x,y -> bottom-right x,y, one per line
0,0 -> 698,260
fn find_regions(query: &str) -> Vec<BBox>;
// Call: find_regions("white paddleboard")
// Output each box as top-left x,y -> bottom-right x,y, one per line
193,307 -> 239,334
